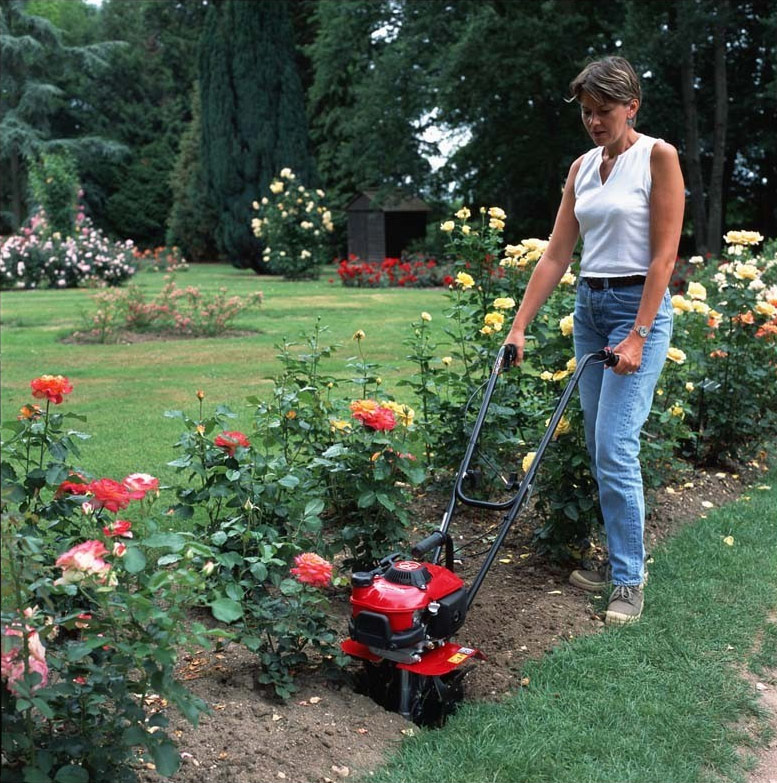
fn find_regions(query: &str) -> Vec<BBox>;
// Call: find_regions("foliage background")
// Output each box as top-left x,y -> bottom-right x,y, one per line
1,0 -> 774,262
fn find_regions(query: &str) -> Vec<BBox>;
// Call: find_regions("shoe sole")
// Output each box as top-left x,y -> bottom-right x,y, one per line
605,608 -> 642,625
569,571 -> 610,592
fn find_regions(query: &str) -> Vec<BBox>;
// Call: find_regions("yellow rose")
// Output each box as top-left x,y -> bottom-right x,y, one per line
440,220 -> 455,232
546,415 -> 571,438
492,297 -> 516,310
691,301 -> 710,315
560,271 -> 576,285
279,167 -> 294,179
330,419 -> 351,433
382,401 -> 415,427
733,263 -> 759,280
480,325 -> 493,336
559,314 -> 574,336
723,230 -> 764,246
670,404 -> 685,418
421,311 -> 432,322
566,356 -> 577,372
666,347 -> 687,364
671,295 -> 693,313
269,180 -> 284,194
456,272 -> 475,289
686,281 -> 707,300
484,311 -> 505,330
685,382 -> 695,392
522,452 -> 536,473
441,356 -> 453,366
252,200 -> 260,210
755,300 -> 777,317
488,207 -> 506,220
540,371 -> 553,381
352,329 -> 365,341
489,218 -> 505,231
455,206 -> 471,220
552,369 -> 570,382
461,224 -> 471,235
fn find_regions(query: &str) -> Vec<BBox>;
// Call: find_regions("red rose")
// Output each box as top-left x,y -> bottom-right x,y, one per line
55,473 -> 90,498
122,473 -> 159,500
30,375 -> 73,404
103,519 -> 133,538
362,407 -> 396,432
290,553 -> 333,588
214,431 -> 251,457
87,478 -> 131,513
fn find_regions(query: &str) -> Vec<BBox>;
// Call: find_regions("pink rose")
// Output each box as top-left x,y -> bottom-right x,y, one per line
2,624 -> 48,695
290,553 -> 333,588
54,540 -> 111,585
122,473 -> 159,500
103,519 -> 133,538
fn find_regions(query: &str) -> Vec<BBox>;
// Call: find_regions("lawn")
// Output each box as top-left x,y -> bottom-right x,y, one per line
0,265 -> 452,482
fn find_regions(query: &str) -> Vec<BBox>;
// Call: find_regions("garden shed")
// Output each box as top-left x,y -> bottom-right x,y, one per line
345,190 -> 431,262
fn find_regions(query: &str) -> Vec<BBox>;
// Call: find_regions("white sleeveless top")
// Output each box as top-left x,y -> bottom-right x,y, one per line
573,134 -> 661,277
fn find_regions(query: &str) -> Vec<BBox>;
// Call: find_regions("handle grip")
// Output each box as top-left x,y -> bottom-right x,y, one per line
411,531 -> 447,559
502,343 -> 518,369
602,347 -> 619,367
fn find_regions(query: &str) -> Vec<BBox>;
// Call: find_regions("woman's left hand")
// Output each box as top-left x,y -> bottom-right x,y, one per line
610,332 -> 645,375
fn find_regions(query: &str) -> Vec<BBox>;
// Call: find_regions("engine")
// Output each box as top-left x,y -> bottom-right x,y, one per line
347,560 -> 468,664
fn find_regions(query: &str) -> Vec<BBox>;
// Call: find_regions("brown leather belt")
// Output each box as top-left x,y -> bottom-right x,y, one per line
581,275 -> 646,290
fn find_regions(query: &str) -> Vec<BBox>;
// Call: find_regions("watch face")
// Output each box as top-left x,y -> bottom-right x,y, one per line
635,326 -> 649,337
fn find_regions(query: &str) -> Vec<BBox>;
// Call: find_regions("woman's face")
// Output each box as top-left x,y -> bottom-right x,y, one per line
579,92 -> 638,147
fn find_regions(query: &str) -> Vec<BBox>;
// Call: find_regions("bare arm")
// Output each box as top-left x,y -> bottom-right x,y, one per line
504,156 -> 583,363
610,141 -> 685,374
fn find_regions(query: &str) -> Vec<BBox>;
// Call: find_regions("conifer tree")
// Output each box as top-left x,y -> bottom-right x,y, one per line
166,83 -> 220,262
199,0 -> 314,269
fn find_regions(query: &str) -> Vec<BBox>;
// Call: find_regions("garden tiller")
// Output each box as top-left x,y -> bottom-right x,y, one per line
340,344 -> 619,725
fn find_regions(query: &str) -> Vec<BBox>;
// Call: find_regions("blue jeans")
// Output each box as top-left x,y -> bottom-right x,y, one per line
573,281 -> 673,586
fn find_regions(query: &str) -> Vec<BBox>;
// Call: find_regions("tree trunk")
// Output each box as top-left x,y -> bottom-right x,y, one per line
705,0 -> 729,254
680,42 -> 708,255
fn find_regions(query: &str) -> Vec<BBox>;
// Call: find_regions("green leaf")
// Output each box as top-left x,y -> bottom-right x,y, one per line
144,533 -> 186,551
249,562 -> 268,581
211,531 -> 228,546
31,697 -> 54,719
210,597 -> 243,623
123,725 -> 148,745
54,765 -> 89,783
357,491 -> 376,509
226,469 -> 241,481
22,767 -> 52,783
150,741 -> 181,778
376,493 -> 396,511
123,546 -> 147,574
278,474 -> 300,489
304,498 -> 325,517
156,554 -> 180,566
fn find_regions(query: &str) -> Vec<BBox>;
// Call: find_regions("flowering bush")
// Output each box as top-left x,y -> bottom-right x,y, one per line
1,379 -> 211,781
250,168 -> 334,279
337,253 -> 451,287
77,277 -> 263,342
0,206 -> 136,290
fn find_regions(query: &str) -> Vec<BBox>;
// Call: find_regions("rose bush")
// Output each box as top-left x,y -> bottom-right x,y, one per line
251,168 -> 334,279
1,380 -> 212,781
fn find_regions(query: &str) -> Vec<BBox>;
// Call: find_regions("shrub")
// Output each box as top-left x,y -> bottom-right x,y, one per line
1,378 -> 210,781
250,168 -> 334,279
337,253 -> 452,288
131,245 -> 190,273
78,277 -> 263,342
0,207 -> 136,290
27,150 -> 80,237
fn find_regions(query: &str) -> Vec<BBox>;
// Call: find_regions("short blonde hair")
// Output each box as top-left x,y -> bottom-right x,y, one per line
569,56 -> 642,106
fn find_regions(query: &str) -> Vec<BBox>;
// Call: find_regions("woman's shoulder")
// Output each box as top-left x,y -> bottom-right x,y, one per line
649,138 -> 681,172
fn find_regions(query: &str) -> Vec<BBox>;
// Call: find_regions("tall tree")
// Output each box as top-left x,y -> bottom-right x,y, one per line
0,0 -> 120,232
199,0 -> 314,269
166,82 -> 220,262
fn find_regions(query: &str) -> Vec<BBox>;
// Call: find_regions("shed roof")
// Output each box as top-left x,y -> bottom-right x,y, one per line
345,190 -> 431,213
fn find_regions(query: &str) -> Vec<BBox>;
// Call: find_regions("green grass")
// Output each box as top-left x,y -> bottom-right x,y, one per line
0,265 -> 451,481
370,477 -> 777,783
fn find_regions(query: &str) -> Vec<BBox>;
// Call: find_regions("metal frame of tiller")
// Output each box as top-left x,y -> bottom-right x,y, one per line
342,345 -> 618,722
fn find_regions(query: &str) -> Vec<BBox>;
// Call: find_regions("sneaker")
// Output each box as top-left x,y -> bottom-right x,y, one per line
605,585 -> 644,625
569,563 -> 611,592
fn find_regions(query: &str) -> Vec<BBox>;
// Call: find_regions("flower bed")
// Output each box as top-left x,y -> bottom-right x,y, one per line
1,209 -> 137,290
337,253 -> 451,287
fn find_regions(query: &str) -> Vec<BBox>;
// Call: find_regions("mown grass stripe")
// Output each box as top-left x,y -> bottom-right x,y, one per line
370,476 -> 777,783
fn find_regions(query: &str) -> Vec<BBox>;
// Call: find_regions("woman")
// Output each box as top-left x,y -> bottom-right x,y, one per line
504,56 -> 685,625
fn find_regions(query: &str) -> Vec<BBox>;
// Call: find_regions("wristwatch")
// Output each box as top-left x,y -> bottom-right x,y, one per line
632,325 -> 650,338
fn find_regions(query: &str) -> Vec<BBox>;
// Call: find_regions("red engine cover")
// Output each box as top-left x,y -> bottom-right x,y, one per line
350,561 -> 465,633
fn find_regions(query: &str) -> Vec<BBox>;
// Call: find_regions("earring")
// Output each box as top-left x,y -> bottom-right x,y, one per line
627,116 -> 635,127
